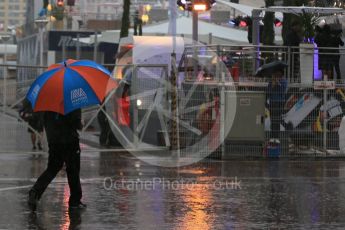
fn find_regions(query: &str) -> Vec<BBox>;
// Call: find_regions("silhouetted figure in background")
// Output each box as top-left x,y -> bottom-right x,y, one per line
246,16 -> 253,43
133,10 -> 142,36
19,99 -> 43,151
284,21 -> 302,47
315,24 -> 333,79
98,66 -> 132,147
330,30 -> 344,81
284,21 -> 302,82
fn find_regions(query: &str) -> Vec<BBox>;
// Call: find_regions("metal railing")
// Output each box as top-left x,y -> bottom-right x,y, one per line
177,44 -> 345,158
2,43 -> 345,158
182,44 -> 345,84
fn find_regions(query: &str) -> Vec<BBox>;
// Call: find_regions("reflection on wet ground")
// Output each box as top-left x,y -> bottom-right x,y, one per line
1,152 -> 345,229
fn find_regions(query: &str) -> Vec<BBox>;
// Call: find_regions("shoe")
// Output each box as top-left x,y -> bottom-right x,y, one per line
37,143 -> 43,151
28,189 -> 38,211
32,146 -> 36,151
69,202 -> 87,210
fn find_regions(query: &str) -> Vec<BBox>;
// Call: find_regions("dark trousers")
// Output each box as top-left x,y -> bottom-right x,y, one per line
32,142 -> 82,205
270,102 -> 284,139
287,52 -> 299,82
334,60 -> 341,80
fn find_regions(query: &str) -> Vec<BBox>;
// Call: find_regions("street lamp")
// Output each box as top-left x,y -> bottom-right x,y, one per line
35,18 -> 49,69
141,14 -> 149,23
47,4 -> 52,12
176,0 -> 215,42
0,34 -> 10,113
145,4 -> 152,12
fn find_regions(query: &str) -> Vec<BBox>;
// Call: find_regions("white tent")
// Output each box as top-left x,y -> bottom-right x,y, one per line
217,0 -> 257,16
142,16 -> 252,44
217,0 -> 283,19
143,16 -> 282,44
265,6 -> 345,15
80,16 -> 282,45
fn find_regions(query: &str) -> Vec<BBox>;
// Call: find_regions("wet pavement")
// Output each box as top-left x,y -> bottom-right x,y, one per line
2,115 -> 345,229
0,151 -> 345,229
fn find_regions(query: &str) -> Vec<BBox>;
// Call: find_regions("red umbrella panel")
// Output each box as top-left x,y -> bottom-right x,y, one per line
26,59 -> 118,115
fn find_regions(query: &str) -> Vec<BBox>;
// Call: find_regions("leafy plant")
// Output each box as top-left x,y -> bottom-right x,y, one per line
261,0 -> 276,62
262,0 -> 275,45
282,0 -> 309,44
300,11 -> 320,43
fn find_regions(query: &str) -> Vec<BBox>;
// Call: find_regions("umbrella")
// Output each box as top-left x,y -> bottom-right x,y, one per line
255,61 -> 288,77
26,59 -> 117,115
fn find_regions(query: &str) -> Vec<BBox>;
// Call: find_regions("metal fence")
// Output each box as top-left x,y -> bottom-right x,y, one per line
177,44 -> 345,158
2,43 -> 345,159
182,44 -> 345,84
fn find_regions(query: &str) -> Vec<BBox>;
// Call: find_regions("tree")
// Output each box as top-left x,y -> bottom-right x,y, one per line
120,0 -> 131,38
300,12 -> 320,42
262,0 -> 275,45
261,0 -> 275,62
315,0 -> 333,6
282,0 -> 309,44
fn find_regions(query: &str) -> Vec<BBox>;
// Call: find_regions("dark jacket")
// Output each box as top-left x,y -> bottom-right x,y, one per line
284,30 -> 301,47
267,79 -> 287,103
44,109 -> 82,144
330,34 -> 344,60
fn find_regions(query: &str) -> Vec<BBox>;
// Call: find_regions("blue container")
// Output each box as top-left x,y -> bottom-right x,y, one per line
267,144 -> 281,158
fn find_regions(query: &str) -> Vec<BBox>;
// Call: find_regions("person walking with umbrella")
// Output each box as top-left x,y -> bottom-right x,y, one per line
256,61 -> 288,140
267,69 -> 287,140
27,60 -> 117,211
28,109 -> 84,210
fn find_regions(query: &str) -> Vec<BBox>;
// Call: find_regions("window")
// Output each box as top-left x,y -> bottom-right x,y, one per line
9,19 -> 19,25
9,5 -> 20,10
9,12 -> 20,17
